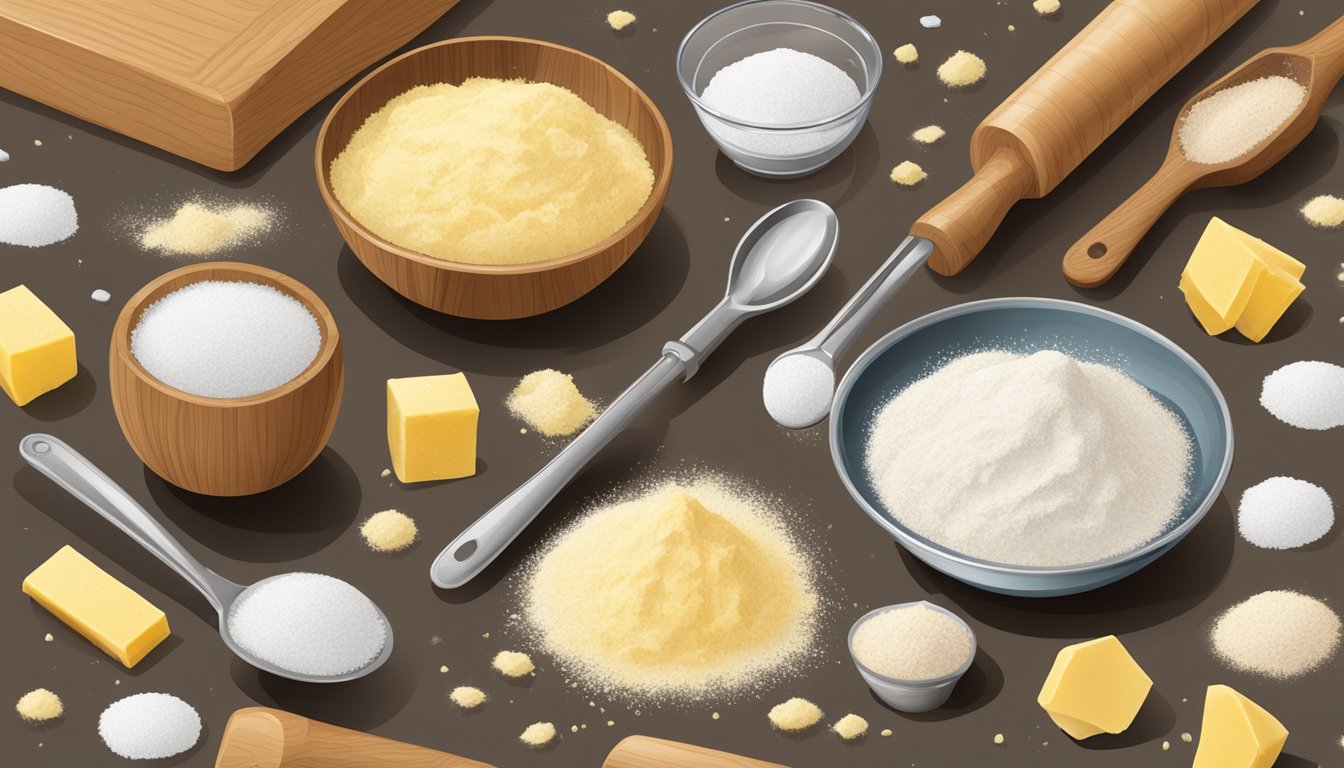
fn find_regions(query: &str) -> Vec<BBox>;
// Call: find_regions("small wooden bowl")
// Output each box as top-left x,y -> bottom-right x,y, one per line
110,263 -> 344,497
315,36 -> 674,320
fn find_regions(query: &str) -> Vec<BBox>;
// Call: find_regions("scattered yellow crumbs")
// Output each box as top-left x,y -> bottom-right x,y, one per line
1301,195 -> 1344,228
43,633 -> 53,642
768,697 -> 823,731
833,713 -> 869,740
1008,23 -> 1017,31
507,369 -> 596,437
449,686 -> 486,709
380,468 -> 391,478
33,139 -> 42,147
937,50 -> 987,87
607,10 -> 636,30
521,722 -> 557,747
492,650 -> 535,677
712,712 -> 720,720
439,665 -> 449,673
911,125 -> 946,144
881,728 -> 893,737
360,509 -> 417,552
1034,0 -> 1062,14
16,689 -> 63,721
890,161 -> 927,185
994,733 -> 1006,745
893,44 -> 919,64
1164,741 -> 1172,751
1182,732 -> 1193,743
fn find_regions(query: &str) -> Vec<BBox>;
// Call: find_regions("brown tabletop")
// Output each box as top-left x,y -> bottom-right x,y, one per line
3,1 -> 1341,766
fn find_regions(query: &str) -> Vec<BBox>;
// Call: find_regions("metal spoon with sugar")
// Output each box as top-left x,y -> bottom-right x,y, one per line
19,434 -> 392,683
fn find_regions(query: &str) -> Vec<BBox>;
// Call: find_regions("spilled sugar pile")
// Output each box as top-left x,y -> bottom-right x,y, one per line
1211,590 -> 1340,679
508,369 -> 596,437
99,693 -> 200,760
1238,476 -> 1333,550
865,350 -> 1191,567
1260,360 -> 1344,430
139,200 -> 273,255
521,478 -> 819,698
0,184 -> 78,247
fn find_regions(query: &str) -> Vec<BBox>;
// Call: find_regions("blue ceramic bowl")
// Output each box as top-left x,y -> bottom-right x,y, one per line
830,298 -> 1233,597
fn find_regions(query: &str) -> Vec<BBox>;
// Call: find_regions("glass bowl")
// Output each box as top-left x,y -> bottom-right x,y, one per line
676,0 -> 882,178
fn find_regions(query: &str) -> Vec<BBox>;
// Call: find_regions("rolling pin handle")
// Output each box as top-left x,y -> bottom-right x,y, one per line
911,146 -> 1037,276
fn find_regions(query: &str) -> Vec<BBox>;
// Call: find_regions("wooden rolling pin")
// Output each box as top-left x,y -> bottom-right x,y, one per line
215,709 -> 786,768
911,0 -> 1261,275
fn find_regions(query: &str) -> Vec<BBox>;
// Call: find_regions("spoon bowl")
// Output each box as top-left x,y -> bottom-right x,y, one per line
20,434 -> 392,683
726,200 -> 839,309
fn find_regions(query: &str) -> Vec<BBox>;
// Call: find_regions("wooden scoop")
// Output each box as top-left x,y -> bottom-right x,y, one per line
1063,15 -> 1344,288
216,709 -> 787,768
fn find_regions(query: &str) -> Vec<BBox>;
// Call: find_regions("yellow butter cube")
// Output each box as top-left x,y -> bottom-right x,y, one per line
1037,635 -> 1152,740
1192,685 -> 1287,768
1179,218 -> 1305,342
0,285 -> 77,406
23,546 -> 170,668
1235,268 -> 1305,343
387,373 -> 479,483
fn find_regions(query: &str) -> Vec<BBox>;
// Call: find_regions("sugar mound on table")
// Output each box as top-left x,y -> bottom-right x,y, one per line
1211,590 -> 1340,679
131,280 -> 321,399
763,354 -> 833,428
769,697 -> 822,731
1238,476 -> 1333,550
0,184 -> 78,247
98,693 -> 200,760
226,572 -> 386,677
1260,360 -> 1344,430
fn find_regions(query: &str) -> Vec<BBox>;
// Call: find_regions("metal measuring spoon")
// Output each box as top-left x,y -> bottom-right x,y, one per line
19,434 -> 392,684
763,236 -> 933,428
431,199 -> 839,589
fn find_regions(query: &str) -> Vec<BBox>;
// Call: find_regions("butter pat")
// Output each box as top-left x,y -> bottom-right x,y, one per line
1192,685 -> 1287,768
1179,218 -> 1304,342
23,546 -> 170,668
0,285 -> 77,405
1037,635 -> 1152,740
387,373 -> 479,483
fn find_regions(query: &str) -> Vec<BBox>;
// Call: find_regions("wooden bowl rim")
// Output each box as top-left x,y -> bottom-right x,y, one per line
314,35 -> 675,277
112,262 -> 342,408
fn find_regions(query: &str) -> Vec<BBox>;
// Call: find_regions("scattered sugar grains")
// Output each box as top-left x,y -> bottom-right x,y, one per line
853,604 -> 972,679
880,728 -> 893,737
130,281 -> 321,399
1179,76 -> 1306,164
1033,0 -> 1061,15
16,689 -> 63,721
607,10 -> 635,30
832,713 -> 869,740
769,698 -> 822,731
98,693 -> 200,760
920,15 -> 941,29
911,125 -> 946,144
507,369 -> 596,437
523,479 -> 818,695
330,79 -> 652,266
937,51 -> 986,88
226,572 -> 387,677
139,201 -> 272,255
700,48 -> 861,156
493,650 -> 535,677
763,354 -> 834,428
0,148 -> 8,162
1302,195 -> 1344,228
1211,590 -> 1341,678
90,289 -> 111,304
1261,360 -> 1344,430
893,44 -> 919,64
360,509 -> 417,552
0,184 -> 78,247
890,161 -> 927,186
520,722 -> 556,746
865,350 -> 1191,567
449,686 -> 486,709
1239,477 -> 1333,550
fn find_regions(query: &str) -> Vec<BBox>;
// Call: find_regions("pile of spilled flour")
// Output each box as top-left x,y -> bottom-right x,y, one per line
521,478 -> 818,697
865,350 -> 1191,567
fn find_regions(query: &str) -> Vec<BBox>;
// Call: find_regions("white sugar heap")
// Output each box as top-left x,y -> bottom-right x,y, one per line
131,280 -> 321,399
0,183 -> 78,247
1179,76 -> 1306,164
865,350 -> 1191,567
99,693 -> 201,760
763,354 -> 834,428
1239,476 -> 1333,550
226,572 -> 387,677
1260,360 -> 1344,430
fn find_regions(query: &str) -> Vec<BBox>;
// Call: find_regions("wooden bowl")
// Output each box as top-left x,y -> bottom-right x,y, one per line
315,36 -> 674,320
110,263 -> 344,497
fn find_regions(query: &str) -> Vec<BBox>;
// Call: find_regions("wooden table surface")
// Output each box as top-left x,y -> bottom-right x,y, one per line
3,1 -> 1340,766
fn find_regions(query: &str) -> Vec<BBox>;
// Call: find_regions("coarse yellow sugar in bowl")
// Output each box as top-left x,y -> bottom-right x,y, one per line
317,36 -> 673,320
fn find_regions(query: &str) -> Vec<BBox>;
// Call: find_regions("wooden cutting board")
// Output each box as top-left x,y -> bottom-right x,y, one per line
0,0 -> 458,171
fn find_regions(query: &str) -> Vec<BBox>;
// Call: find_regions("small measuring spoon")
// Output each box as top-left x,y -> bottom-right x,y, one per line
1064,15 -> 1344,288
431,199 -> 839,589
764,236 -> 933,428
19,434 -> 392,683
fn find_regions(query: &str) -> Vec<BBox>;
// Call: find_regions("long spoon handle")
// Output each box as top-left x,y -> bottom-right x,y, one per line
431,354 -> 686,589
1063,163 -> 1195,288
816,236 -> 933,361
19,434 -> 238,614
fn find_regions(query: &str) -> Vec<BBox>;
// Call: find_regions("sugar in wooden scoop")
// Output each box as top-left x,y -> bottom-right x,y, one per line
1179,76 -> 1306,164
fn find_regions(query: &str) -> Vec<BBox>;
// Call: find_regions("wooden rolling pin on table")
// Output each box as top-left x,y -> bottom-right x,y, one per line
216,708 -> 789,768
